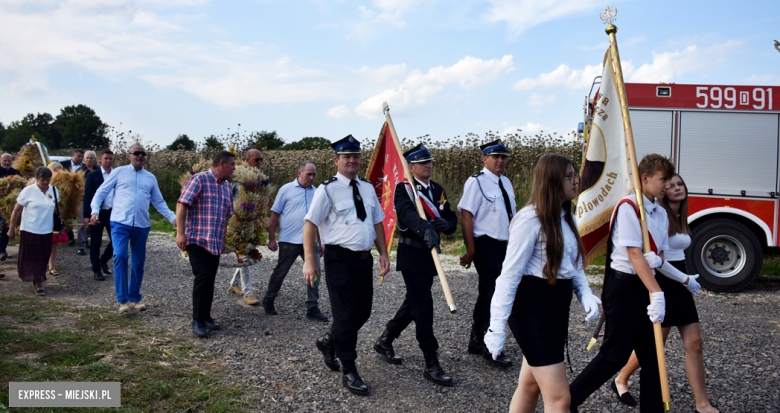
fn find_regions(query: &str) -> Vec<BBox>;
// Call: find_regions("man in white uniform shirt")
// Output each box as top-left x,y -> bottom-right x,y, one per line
263,161 -> 327,321
302,135 -> 390,396
458,139 -> 516,368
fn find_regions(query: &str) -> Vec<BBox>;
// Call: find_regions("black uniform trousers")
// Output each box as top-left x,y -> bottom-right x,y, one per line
90,208 -> 113,272
471,235 -> 508,332
324,245 -> 373,361
569,270 -> 663,413
187,244 -> 221,322
385,269 -> 439,352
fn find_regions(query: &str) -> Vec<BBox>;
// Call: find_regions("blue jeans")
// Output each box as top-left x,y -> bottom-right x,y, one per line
111,222 -> 150,304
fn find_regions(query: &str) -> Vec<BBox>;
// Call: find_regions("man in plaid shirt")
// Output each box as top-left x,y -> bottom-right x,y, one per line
176,151 -> 236,338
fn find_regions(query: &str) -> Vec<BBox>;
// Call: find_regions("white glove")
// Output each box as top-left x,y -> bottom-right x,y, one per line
643,252 -> 662,269
484,328 -> 506,360
580,294 -> 602,322
685,274 -> 701,295
658,259 -> 688,283
647,292 -> 666,323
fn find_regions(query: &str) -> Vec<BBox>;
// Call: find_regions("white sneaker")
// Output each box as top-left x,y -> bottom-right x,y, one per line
130,302 -> 147,311
118,303 -> 130,313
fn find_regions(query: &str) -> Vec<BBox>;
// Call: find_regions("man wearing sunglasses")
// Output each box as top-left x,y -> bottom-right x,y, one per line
90,145 -> 177,313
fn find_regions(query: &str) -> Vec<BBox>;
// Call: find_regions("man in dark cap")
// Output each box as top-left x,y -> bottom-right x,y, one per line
373,143 -> 458,386
458,139 -> 516,368
302,135 -> 390,396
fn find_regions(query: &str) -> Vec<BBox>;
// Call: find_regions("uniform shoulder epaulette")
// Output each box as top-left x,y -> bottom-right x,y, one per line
471,171 -> 484,178
321,177 -> 338,185
358,177 -> 372,184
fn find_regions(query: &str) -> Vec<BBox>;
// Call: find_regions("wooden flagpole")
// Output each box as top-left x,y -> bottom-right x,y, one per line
604,14 -> 672,411
382,102 -> 457,314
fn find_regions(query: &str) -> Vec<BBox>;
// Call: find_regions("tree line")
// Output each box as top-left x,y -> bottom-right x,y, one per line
0,104 -> 332,153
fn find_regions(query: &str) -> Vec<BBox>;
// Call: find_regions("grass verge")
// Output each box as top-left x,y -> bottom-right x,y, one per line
0,295 -> 250,412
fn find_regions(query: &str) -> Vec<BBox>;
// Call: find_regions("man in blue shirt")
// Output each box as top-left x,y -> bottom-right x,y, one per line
90,145 -> 177,313
264,161 -> 327,321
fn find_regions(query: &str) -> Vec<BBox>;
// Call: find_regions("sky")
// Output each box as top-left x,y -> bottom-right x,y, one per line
0,0 -> 778,148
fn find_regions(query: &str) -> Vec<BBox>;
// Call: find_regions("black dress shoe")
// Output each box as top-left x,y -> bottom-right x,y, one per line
204,318 -> 221,330
482,348 -> 512,367
373,329 -> 402,365
101,263 -> 112,275
341,362 -> 368,396
77,249 -> 86,256
306,308 -> 328,322
262,298 -> 278,315
423,351 -> 453,387
191,320 -> 208,337
315,334 -> 340,371
93,270 -> 106,281
610,379 -> 637,406
468,326 -> 485,354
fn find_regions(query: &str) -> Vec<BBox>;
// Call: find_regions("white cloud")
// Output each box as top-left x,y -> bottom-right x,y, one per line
526,92 -> 556,106
326,105 -> 351,118
485,0 -> 601,38
513,63 -> 603,90
346,0 -> 417,42
355,55 -> 515,119
581,41 -> 609,51
743,74 -> 774,83
624,35 -> 647,46
627,40 -> 742,83
499,121 -> 557,136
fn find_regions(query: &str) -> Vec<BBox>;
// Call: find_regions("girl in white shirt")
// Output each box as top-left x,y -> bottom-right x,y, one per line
484,154 -> 601,413
615,174 -> 719,413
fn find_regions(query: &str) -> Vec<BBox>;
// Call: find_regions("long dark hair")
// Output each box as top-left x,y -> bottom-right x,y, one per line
660,173 -> 692,236
526,154 -> 584,285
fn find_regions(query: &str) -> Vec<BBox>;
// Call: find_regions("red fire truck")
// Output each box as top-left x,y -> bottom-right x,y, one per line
583,81 -> 780,291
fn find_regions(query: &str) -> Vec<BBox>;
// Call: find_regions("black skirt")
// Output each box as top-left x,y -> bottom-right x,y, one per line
657,260 -> 699,328
507,276 -> 572,367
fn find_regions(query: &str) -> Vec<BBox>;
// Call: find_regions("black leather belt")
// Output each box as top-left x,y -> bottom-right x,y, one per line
399,236 -> 426,249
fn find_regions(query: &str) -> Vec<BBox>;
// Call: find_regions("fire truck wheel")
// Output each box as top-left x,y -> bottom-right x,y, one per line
687,219 -> 763,292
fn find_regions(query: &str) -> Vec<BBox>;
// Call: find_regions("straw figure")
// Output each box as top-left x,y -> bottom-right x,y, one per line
13,141 -> 50,178
179,158 -> 273,260
50,170 -> 84,220
0,175 -> 31,225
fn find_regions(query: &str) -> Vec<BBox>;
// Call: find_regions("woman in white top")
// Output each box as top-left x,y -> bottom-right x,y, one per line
484,154 -> 601,413
8,167 -> 60,296
615,174 -> 719,413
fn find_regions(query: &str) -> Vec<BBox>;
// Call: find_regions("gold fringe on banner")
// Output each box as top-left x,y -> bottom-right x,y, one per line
365,121 -> 388,177
583,238 -> 608,268
578,207 -> 614,236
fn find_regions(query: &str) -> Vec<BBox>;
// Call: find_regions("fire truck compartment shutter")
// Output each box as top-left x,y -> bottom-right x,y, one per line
629,109 -> 674,160
679,111 -> 779,197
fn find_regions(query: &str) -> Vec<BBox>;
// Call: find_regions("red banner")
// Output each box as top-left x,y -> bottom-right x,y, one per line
365,121 -> 407,248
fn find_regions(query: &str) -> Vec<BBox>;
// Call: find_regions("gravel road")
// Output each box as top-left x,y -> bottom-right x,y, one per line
3,235 -> 780,412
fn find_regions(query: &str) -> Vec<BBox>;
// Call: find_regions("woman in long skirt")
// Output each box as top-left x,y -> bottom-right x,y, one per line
484,154 -> 601,412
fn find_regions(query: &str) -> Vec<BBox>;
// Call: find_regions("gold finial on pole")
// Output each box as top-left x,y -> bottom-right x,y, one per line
600,6 -> 672,411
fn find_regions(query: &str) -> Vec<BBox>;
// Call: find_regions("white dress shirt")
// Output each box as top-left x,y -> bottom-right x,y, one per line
665,233 -> 690,262
272,178 -> 317,244
609,193 -> 669,274
90,165 -> 175,228
99,166 -> 114,210
489,205 -> 595,330
304,172 -> 384,252
17,184 -> 59,234
457,167 -> 517,241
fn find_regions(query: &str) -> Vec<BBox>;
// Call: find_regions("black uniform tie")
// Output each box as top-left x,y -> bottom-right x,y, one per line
498,178 -> 513,220
350,180 -> 367,221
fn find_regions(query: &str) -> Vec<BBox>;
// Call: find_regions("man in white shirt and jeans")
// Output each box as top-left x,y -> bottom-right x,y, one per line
90,145 -> 177,313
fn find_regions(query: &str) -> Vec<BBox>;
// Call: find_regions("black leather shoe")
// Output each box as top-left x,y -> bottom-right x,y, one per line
482,348 -> 512,367
306,308 -> 328,322
610,379 -> 637,406
101,263 -> 112,275
315,334 -> 340,371
93,270 -> 106,281
77,249 -> 86,256
262,298 -> 278,315
341,362 -> 369,396
468,326 -> 485,354
374,329 -> 402,364
204,318 -> 221,330
423,351 -> 453,386
191,320 -> 208,337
